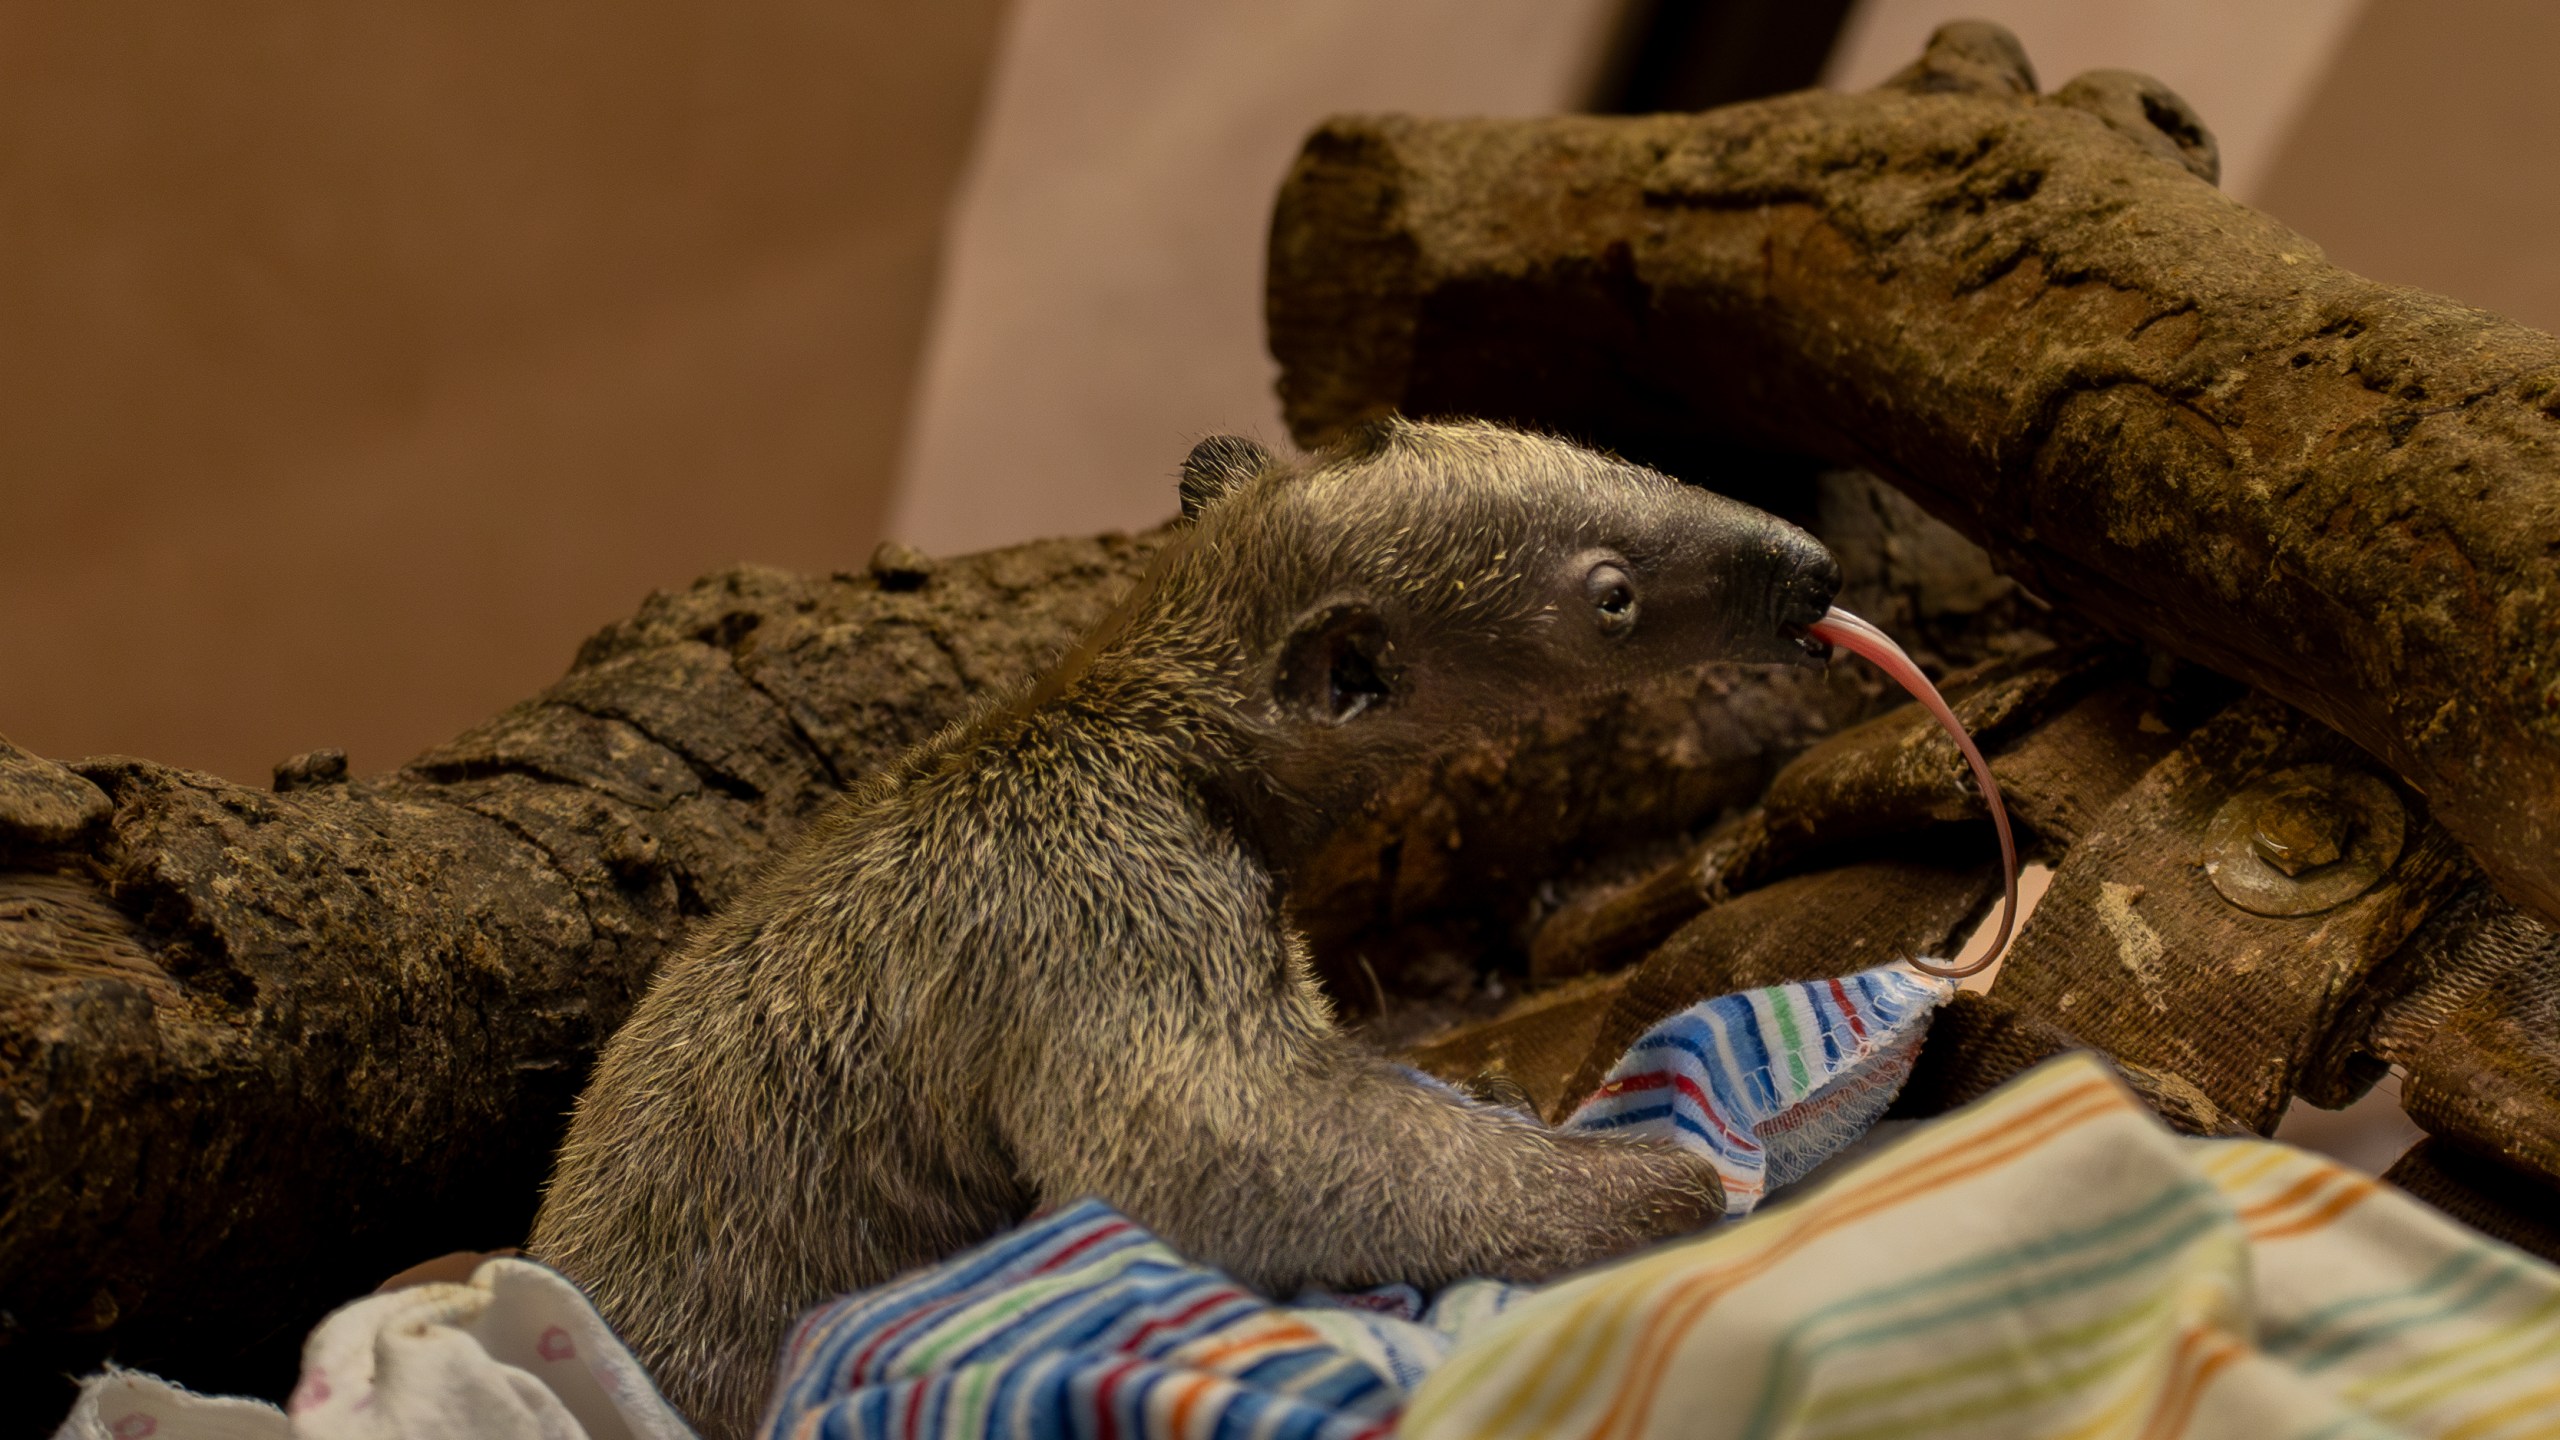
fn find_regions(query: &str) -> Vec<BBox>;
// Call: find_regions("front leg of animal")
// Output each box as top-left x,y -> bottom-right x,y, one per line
1000,999 -> 1723,1295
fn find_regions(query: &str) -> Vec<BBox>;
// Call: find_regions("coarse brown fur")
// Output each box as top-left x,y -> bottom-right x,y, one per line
529,419 -> 1840,1438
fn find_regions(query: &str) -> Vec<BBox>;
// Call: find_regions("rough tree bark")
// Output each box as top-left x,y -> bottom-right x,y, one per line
1266,21 -> 2560,930
0,536 -> 1163,1413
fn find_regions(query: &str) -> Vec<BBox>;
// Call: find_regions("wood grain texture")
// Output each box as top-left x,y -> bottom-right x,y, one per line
0,535 -> 1160,1417
1266,20 -> 2560,929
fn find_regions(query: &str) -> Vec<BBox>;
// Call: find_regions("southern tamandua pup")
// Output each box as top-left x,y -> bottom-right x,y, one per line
530,418 -> 1842,1437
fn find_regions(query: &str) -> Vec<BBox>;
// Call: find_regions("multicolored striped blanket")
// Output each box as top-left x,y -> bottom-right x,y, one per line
759,965 -> 1958,1438
1407,1052 -> 2560,1440
69,967 -> 2560,1440
761,1200 -> 1474,1440
54,965 -> 1945,1440
767,1050 -> 2560,1440
1567,966 -> 1950,1216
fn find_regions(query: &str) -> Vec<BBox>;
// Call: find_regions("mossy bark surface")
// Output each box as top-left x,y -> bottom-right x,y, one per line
1267,24 -> 2560,929
0,537 -> 1160,1420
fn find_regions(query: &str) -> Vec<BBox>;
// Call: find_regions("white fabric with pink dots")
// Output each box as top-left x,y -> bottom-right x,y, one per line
52,1259 -> 694,1440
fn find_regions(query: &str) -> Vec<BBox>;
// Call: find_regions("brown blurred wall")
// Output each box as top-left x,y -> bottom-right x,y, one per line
1826,1 -> 2366,201
1832,0 -> 2560,335
0,1 -> 1010,784
2252,0 -> 2560,338
888,0 -> 1623,556
11,0 -> 2558,788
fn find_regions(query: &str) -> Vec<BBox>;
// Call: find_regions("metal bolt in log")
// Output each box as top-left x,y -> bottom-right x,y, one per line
1266,20 -> 2560,929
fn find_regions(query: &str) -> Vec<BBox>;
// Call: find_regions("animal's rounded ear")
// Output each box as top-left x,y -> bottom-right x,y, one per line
1178,435 -> 1273,521
1275,601 -> 1394,724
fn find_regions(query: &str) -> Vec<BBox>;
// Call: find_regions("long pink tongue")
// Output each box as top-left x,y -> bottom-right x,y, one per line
1807,606 -> 2019,980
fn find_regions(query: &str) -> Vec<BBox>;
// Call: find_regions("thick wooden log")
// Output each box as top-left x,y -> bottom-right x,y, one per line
0,536 -> 1163,1420
1266,21 -> 2560,928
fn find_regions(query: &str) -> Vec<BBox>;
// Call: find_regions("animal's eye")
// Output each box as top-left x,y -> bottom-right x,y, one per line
1586,562 -> 1638,635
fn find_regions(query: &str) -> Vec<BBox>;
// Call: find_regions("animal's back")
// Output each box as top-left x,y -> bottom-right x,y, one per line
530,730 -> 1045,1434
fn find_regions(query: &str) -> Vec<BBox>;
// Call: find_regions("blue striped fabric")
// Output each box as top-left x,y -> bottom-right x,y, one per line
761,967 -> 1953,1438
761,1201 -> 1426,1440
1566,966 -> 1953,1215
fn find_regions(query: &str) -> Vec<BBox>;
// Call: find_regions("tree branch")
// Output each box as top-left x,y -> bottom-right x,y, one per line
1267,21 -> 2560,929
0,536 -> 1158,1411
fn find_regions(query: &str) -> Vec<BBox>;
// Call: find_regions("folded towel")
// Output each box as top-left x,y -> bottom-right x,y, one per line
88,976 -> 2552,1440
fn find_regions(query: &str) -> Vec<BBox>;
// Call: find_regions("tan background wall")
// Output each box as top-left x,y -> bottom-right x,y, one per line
886,0 -> 1624,557
0,1 -> 1009,784
1826,0 -> 2368,201
1830,0 -> 2560,336
2252,0 -> 2560,337
7,0 -> 2559,787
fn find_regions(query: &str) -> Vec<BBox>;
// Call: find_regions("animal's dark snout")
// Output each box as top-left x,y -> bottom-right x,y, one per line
1773,542 -> 1843,662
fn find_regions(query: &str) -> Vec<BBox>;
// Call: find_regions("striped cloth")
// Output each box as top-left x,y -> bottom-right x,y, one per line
77,975 -> 2560,1440
1566,966 -> 1953,1215
1404,1051 -> 2560,1440
758,1199 -> 1490,1440
760,966 -> 1954,1439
